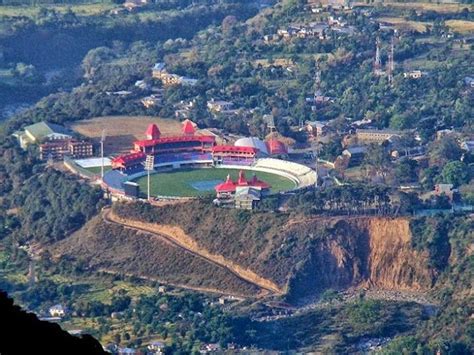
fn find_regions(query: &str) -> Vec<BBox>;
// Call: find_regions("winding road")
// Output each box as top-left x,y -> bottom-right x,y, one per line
102,208 -> 281,297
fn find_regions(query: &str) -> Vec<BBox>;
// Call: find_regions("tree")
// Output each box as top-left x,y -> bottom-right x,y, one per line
363,144 -> 391,180
395,159 -> 418,183
440,161 -> 470,187
428,137 -> 463,166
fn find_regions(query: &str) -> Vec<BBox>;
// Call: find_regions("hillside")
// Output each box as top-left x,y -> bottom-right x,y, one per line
51,215 -> 260,297
53,201 -> 436,303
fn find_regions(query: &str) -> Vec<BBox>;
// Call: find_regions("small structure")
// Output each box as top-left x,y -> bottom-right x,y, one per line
306,121 -> 329,137
434,183 -> 456,200
461,140 -> 474,153
263,114 -> 276,132
342,146 -> 366,167
148,341 -> 165,354
141,94 -> 162,108
207,99 -> 234,113
49,304 -> 66,318
266,138 -> 288,156
152,63 -> 167,79
134,79 -> 150,90
436,129 -> 454,140
234,186 -> 262,210
123,0 -> 148,11
403,70 -> 423,79
200,343 -> 221,354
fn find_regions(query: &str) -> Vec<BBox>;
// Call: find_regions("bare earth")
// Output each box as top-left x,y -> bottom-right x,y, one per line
69,116 -> 183,155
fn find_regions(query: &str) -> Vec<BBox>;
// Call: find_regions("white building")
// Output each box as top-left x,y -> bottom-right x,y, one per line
49,304 -> 66,318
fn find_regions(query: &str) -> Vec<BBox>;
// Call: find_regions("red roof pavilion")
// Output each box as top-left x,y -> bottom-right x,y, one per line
249,174 -> 271,189
215,174 -> 237,193
215,170 -> 271,194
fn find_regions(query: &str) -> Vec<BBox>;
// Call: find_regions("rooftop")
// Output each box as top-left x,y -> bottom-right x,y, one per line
24,121 -> 71,141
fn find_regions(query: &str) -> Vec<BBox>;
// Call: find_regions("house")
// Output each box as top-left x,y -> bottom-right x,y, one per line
218,296 -> 238,305
134,79 -> 150,90
342,146 -> 366,166
200,343 -> 221,354
263,34 -> 278,42
160,73 -> 198,87
158,286 -> 167,293
436,129 -> 454,140
14,121 -> 72,149
461,140 -> 474,153
106,90 -> 132,96
148,341 -> 165,354
306,121 -> 329,137
123,0 -> 148,11
434,184 -> 456,200
310,6 -> 323,13
152,62 -> 167,79
141,94 -> 162,108
207,99 -> 234,113
49,304 -> 66,318
403,70 -> 423,79
263,114 -> 276,132
356,128 -> 402,143
234,186 -> 262,210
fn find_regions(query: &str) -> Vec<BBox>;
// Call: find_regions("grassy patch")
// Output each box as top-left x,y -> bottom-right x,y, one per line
377,17 -> 430,33
0,3 -> 116,18
132,167 -> 296,197
360,2 -> 474,13
445,20 -> 474,34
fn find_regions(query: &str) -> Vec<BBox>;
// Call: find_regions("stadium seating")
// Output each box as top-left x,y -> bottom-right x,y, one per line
253,158 -> 317,188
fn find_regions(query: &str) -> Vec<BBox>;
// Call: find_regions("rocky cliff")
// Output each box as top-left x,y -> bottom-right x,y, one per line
285,218 -> 436,302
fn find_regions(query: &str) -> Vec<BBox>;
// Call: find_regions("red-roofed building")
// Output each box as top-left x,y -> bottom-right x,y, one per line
111,152 -> 146,170
182,119 -> 196,136
145,124 -> 161,140
215,175 -> 237,195
134,135 -> 215,155
248,173 -> 271,189
266,138 -> 288,155
111,120 -> 216,171
212,145 -> 257,164
215,170 -> 271,197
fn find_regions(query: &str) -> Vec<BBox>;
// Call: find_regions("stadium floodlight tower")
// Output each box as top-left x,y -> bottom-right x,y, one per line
144,155 -> 155,201
100,129 -> 106,180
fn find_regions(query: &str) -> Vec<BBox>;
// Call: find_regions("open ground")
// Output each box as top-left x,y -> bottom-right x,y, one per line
132,168 -> 296,197
70,116 -> 186,155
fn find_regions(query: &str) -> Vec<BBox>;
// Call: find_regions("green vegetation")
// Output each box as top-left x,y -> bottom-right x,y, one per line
53,215 -> 260,295
132,168 -> 295,197
0,0 -> 473,352
84,166 -> 112,175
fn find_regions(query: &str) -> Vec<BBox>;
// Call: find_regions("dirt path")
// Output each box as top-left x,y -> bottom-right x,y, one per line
103,209 -> 282,296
